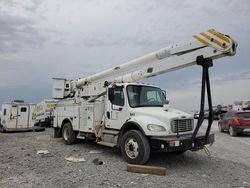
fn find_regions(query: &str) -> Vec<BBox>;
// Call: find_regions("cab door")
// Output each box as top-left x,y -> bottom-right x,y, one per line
105,86 -> 127,130
17,105 -> 29,128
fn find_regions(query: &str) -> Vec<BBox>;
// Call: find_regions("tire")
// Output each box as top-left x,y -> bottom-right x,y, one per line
0,124 -> 5,133
62,122 -> 77,145
173,149 -> 187,154
120,130 -> 150,164
218,123 -> 224,132
0,126 -> 3,133
229,125 -> 237,137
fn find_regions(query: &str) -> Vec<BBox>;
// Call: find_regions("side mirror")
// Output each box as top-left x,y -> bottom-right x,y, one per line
166,98 -> 170,105
162,90 -> 166,99
108,88 -> 114,101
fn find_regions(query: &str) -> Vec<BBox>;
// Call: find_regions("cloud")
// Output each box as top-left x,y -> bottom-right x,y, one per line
168,78 -> 250,112
73,35 -> 158,47
180,70 -> 250,86
23,0 -> 43,13
0,0 -> 249,109
0,1 -> 48,53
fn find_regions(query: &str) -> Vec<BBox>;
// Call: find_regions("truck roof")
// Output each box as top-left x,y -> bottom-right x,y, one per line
115,82 -> 159,88
38,99 -> 58,103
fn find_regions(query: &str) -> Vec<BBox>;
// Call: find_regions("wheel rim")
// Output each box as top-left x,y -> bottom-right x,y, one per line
125,137 -> 139,159
63,127 -> 69,140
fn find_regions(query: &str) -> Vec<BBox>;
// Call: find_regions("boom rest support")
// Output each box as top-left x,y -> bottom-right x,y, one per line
191,56 -> 214,142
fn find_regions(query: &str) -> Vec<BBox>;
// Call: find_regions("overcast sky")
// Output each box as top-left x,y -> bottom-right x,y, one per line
0,0 -> 249,111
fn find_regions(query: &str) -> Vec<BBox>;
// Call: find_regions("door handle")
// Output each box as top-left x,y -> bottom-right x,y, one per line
107,112 -> 110,119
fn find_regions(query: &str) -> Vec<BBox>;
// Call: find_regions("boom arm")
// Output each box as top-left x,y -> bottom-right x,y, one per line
52,29 -> 237,99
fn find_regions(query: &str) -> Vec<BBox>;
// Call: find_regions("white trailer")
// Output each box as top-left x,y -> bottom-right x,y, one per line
35,99 -> 57,126
53,29 -> 237,164
0,100 -> 44,132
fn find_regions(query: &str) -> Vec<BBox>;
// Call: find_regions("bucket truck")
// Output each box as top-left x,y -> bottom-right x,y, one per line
52,29 -> 237,164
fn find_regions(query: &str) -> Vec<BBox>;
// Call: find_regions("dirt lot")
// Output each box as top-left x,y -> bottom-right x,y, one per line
0,120 -> 250,188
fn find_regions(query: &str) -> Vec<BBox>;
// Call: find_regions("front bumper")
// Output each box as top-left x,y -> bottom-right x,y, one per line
150,133 -> 215,152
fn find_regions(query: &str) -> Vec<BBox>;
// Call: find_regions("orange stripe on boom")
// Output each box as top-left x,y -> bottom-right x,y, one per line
207,29 -> 230,43
200,32 -> 227,49
193,35 -> 209,45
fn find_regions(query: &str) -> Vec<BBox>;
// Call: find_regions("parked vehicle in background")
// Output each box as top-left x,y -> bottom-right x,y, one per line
193,110 -> 209,119
193,112 -> 199,119
233,100 -> 250,111
35,99 -> 57,127
0,100 -> 44,132
218,110 -> 250,136
213,105 -> 231,120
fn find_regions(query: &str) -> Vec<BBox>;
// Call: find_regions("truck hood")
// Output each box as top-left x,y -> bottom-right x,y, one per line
129,106 -> 193,136
131,107 -> 192,120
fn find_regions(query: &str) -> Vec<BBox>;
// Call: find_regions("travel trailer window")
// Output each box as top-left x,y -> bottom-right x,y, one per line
21,107 -> 27,112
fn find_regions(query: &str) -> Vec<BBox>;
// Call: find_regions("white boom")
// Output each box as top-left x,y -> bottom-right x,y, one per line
53,29 -> 237,98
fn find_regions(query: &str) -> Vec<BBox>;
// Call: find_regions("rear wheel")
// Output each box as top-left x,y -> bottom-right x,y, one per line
121,130 -> 150,164
218,123 -> 224,132
229,125 -> 237,137
0,125 -> 5,133
62,122 -> 77,144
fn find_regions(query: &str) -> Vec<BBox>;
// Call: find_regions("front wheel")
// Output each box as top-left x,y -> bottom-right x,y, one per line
120,130 -> 150,164
62,122 -> 77,145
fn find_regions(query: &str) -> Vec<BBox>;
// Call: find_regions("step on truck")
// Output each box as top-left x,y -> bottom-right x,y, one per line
52,29 -> 237,164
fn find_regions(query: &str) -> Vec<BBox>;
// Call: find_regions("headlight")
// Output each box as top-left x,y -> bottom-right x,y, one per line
147,124 -> 166,132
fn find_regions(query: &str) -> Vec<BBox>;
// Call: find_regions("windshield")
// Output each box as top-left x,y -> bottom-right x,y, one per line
127,85 -> 166,107
236,112 -> 250,118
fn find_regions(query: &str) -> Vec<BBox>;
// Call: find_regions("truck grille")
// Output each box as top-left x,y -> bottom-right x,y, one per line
171,119 -> 193,133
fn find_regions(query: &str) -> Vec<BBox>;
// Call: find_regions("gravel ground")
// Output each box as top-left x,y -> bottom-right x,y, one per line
0,120 -> 250,188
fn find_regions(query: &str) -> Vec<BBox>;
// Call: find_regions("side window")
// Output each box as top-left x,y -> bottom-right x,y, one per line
21,107 -> 27,112
3,108 -> 6,116
111,88 -> 124,106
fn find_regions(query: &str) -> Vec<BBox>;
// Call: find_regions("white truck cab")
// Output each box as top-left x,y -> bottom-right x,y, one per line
106,83 -> 193,137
